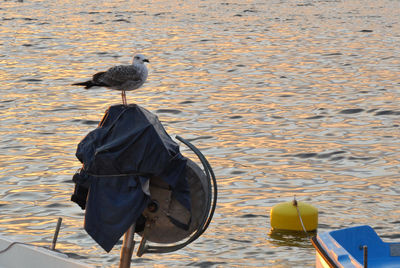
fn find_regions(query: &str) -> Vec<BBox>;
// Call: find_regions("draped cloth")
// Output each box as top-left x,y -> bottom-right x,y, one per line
72,104 -> 190,252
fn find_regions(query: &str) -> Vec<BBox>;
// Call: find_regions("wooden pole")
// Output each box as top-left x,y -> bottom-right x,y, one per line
119,223 -> 136,268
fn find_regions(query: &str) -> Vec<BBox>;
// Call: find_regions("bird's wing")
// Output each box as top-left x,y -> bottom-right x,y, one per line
94,65 -> 141,87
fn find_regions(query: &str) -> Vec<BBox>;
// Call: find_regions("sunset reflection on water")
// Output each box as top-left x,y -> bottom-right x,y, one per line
0,0 -> 399,266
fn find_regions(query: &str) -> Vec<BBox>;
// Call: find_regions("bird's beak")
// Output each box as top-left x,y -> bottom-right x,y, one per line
143,59 -> 149,63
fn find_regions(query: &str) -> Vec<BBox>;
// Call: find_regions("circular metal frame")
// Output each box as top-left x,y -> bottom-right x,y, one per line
136,136 -> 217,256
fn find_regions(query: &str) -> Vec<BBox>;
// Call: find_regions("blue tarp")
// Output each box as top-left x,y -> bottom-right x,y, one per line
72,104 -> 190,252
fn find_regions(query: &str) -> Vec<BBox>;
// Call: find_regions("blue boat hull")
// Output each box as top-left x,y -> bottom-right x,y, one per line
311,225 -> 400,268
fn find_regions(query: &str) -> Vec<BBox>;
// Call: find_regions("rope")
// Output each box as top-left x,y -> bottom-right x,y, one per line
293,196 -> 309,236
0,242 -> 34,254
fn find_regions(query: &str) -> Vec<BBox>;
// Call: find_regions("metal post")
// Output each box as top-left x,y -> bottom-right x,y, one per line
119,223 -> 136,268
51,217 -> 62,250
363,245 -> 368,268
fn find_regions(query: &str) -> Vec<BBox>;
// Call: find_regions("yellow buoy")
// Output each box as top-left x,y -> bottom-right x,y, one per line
270,200 -> 318,231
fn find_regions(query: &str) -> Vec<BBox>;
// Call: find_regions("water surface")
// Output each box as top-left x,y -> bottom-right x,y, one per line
0,0 -> 399,267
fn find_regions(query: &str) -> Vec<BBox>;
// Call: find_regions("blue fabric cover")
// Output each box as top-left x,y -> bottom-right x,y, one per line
74,104 -> 190,252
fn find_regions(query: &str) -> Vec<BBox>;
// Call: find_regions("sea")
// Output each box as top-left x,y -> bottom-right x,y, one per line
0,0 -> 399,267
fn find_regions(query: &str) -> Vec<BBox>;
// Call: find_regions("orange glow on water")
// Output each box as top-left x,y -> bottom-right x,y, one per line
0,0 -> 399,266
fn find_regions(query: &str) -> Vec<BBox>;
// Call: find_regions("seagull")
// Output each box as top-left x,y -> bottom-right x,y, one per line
72,54 -> 149,106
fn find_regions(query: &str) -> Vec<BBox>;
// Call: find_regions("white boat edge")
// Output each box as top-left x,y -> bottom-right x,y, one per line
0,235 -> 94,268
311,236 -> 337,268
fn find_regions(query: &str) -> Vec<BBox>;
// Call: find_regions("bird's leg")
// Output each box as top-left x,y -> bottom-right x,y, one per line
122,91 -> 127,106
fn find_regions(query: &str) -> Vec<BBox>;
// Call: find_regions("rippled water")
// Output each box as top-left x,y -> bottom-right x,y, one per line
0,0 -> 399,267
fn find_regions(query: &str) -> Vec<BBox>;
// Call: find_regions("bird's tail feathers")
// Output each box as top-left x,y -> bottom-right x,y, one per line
72,80 -> 96,89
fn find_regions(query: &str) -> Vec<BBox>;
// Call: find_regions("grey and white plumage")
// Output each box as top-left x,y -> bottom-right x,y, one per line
72,54 -> 149,105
